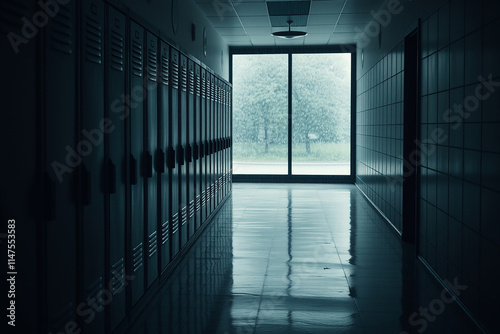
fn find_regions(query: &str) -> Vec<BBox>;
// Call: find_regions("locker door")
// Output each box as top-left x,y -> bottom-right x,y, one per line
159,41 -> 171,271
129,20 -> 145,305
179,54 -> 188,247
194,64 -> 202,230
145,31 -> 159,287
222,83 -> 227,198
187,59 -> 196,238
0,2 -> 39,332
200,68 -> 208,225
225,84 -> 230,196
209,73 -> 215,214
43,1 -> 78,332
105,6 -> 127,332
170,48 -> 180,256
228,85 -> 232,191
80,1 -> 105,332
216,79 -> 222,205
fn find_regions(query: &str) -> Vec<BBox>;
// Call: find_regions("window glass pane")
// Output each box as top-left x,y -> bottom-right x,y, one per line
232,54 -> 288,175
292,53 -> 351,175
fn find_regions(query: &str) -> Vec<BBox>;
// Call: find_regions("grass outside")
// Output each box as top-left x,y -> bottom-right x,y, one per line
233,142 -> 350,163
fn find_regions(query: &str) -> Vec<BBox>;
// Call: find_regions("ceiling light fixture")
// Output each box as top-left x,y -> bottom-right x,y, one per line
272,20 -> 307,39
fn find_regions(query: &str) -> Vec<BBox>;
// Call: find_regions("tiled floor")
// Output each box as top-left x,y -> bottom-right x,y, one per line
126,184 -> 481,334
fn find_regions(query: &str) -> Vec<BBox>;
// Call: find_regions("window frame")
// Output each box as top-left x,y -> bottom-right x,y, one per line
230,45 -> 356,183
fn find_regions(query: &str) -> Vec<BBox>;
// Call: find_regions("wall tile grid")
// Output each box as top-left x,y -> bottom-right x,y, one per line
419,0 -> 499,329
356,41 -> 405,233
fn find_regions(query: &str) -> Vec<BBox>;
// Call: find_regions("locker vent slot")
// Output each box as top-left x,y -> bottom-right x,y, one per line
147,46 -> 157,81
171,58 -> 179,89
161,220 -> 169,245
85,15 -> 102,64
189,68 -> 195,95
196,73 -> 201,97
148,231 -> 157,257
111,29 -> 124,71
201,190 -> 206,208
195,194 -> 201,212
86,277 -> 104,310
172,212 -> 179,234
50,302 -> 74,333
131,39 -> 143,77
160,54 -> 169,85
201,76 -> 206,99
0,0 -> 29,34
132,243 -> 143,272
110,258 -> 125,295
181,63 -> 188,92
49,5 -> 73,54
181,206 -> 188,225
189,200 -> 195,218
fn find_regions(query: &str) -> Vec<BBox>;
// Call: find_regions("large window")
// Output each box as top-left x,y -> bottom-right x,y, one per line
232,50 -> 353,179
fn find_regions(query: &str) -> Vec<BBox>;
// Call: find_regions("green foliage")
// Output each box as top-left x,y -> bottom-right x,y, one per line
233,53 -> 351,157
233,143 -> 350,163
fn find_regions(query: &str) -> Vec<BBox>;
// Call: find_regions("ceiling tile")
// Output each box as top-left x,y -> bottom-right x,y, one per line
333,24 -> 359,33
240,16 -> 271,27
305,24 -> 335,34
342,0 -> 385,14
233,2 -> 269,16
337,13 -> 373,25
269,15 -> 308,27
245,26 -> 273,35
310,1 -> 344,14
308,14 -> 339,25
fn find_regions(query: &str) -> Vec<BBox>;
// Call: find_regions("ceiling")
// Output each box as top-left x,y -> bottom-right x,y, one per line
193,0 -> 388,46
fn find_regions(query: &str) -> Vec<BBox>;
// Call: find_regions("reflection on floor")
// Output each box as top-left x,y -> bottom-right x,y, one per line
126,184 -> 480,334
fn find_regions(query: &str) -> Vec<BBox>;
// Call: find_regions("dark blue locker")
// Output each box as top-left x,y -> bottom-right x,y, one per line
229,85 -> 233,191
194,63 -> 202,230
105,6 -> 127,332
208,73 -> 215,215
0,2 -> 39,332
159,40 -> 171,271
129,20 -> 145,305
170,48 -> 180,256
145,31 -> 159,287
43,1 -> 78,331
80,1 -> 105,332
187,59 -> 196,238
216,79 -> 222,205
179,54 -> 188,247
200,68 -> 208,225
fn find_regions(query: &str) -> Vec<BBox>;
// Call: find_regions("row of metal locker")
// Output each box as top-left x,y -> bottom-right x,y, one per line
0,0 -> 232,333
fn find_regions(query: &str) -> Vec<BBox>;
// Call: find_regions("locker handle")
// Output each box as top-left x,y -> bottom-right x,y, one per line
107,160 -> 117,194
145,151 -> 153,178
193,143 -> 199,160
44,172 -> 56,221
218,139 -> 222,152
130,155 -> 138,185
177,146 -> 185,165
211,140 -> 215,154
156,149 -> 165,173
167,147 -> 176,169
186,144 -> 193,163
81,164 -> 92,205
200,143 -> 205,158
